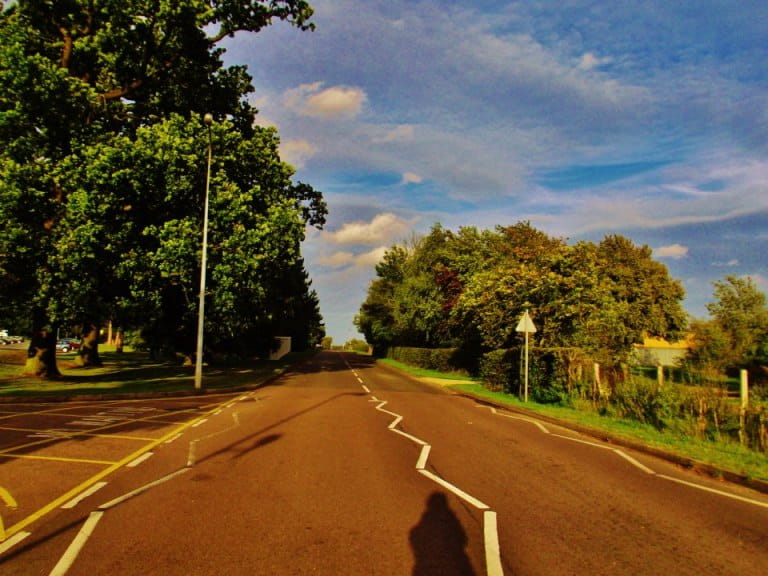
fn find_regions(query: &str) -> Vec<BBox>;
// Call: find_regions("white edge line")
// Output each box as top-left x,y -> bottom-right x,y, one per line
613,449 -> 655,475
0,531 -> 30,555
484,511 -> 504,576
192,418 -> 208,428
657,474 -> 768,509
126,452 -> 153,468
49,511 -> 104,576
419,469 -> 489,510
550,433 -> 611,449
482,406 -> 549,434
61,482 -> 108,509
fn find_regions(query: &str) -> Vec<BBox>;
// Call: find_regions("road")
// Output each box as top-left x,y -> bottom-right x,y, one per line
1,350 -> 767,575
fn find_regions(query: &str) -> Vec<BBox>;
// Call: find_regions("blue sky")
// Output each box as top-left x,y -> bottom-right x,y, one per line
222,0 -> 768,343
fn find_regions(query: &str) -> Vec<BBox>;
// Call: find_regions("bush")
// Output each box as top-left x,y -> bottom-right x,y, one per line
479,349 -> 516,392
612,378 -> 679,430
387,346 -> 469,375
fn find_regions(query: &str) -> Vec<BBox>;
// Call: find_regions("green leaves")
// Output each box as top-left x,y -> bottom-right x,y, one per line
358,223 -> 689,368
1,3 -> 325,360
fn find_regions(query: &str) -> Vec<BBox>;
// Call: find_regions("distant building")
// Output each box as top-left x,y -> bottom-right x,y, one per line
632,335 -> 691,367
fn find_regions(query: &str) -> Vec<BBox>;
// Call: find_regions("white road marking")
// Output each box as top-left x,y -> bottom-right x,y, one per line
61,482 -> 108,509
192,418 -> 207,428
482,406 -> 550,433
390,428 -> 428,446
126,452 -> 153,468
99,468 -> 189,510
49,511 -> 103,576
362,385 -> 370,393
351,358 -> 504,574
614,449 -> 655,475
657,474 -> 768,509
418,470 -> 490,510
484,511 -> 504,576
164,433 -> 182,444
0,530 -> 30,555
187,440 -> 198,467
415,445 -> 431,470
481,402 -> 768,511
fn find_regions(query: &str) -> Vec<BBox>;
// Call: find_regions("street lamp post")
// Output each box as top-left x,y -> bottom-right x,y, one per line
194,113 -> 214,390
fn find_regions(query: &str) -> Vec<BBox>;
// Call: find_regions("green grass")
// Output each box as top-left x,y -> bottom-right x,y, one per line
446,381 -> 768,483
379,358 -> 480,381
0,348 -> 310,398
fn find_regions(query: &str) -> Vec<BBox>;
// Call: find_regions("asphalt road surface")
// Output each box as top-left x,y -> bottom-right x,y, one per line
1,350 -> 767,575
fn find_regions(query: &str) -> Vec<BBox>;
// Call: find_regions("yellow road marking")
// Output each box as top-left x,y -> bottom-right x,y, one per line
0,486 -> 17,543
0,408 -> 205,456
0,426 -> 157,442
0,453 -> 117,465
0,486 -> 17,508
2,395 -> 235,541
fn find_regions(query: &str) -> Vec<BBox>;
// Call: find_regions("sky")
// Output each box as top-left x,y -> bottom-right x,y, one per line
222,0 -> 768,344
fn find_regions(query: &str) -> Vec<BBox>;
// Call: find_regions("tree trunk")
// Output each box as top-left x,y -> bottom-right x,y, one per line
75,324 -> 102,367
24,327 -> 60,378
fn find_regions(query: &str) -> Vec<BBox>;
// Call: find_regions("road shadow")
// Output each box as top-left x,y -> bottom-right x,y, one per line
410,492 -> 476,576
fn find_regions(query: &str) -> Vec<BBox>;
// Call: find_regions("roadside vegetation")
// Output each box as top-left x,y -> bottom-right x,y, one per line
382,358 -> 768,483
0,1 -> 324,379
358,224 -> 768,481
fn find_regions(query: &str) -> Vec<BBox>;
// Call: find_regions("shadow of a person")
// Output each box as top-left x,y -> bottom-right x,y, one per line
410,491 -> 476,576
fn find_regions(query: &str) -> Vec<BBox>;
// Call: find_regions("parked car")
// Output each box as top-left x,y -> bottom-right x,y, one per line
56,339 -> 81,353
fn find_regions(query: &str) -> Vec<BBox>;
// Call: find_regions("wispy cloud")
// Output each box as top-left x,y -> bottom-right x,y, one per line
323,212 -> 417,246
654,244 -> 689,260
283,82 -> 367,120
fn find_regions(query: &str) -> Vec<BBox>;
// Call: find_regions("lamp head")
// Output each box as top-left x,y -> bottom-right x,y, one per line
203,113 -> 213,126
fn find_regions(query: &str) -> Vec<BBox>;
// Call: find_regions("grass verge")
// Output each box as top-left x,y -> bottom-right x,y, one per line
448,382 -> 768,483
0,348 -> 310,398
381,358 -> 768,483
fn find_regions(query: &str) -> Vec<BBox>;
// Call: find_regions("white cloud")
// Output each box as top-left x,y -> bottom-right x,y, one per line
401,172 -> 422,185
283,82 -> 367,120
324,212 -> 417,246
280,139 -> 317,168
713,259 -> 739,267
654,244 -> 689,259
354,246 -> 388,268
577,52 -> 612,71
317,251 -> 354,268
373,125 -> 415,143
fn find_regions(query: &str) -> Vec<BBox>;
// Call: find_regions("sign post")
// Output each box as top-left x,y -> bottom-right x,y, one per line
515,310 -> 537,403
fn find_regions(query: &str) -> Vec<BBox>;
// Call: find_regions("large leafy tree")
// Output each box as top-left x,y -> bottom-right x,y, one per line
0,1 -> 320,376
705,276 -> 768,369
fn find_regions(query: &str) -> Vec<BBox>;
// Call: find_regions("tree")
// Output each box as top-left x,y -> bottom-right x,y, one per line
358,224 -> 688,375
0,1 -> 320,375
706,276 -> 768,369
354,245 -> 409,355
